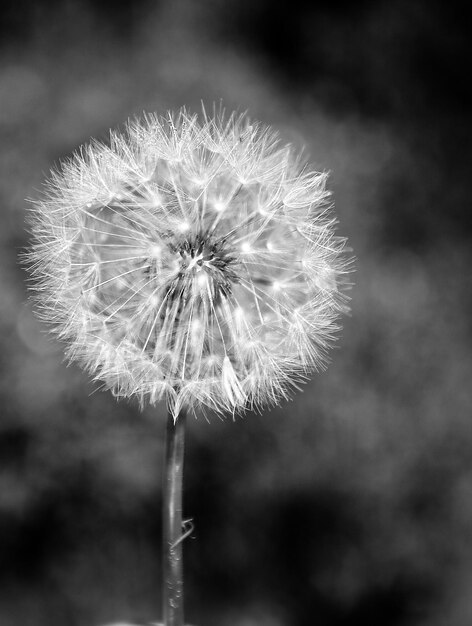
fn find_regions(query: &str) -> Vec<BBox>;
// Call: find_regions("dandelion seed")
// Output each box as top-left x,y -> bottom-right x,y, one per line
213,200 -> 226,212
25,107 -> 351,418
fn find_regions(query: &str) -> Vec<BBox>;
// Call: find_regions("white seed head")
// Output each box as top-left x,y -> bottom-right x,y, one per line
25,108 -> 351,418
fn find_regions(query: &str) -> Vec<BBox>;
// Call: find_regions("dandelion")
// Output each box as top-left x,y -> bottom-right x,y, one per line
25,107 -> 351,626
26,108 -> 349,418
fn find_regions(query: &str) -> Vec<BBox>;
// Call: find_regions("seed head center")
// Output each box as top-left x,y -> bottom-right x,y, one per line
176,234 -> 240,294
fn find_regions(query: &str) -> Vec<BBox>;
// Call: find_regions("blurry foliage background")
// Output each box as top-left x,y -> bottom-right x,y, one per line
1,1 -> 472,625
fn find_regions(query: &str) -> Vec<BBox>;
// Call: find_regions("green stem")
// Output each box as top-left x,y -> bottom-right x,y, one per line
162,409 -> 186,626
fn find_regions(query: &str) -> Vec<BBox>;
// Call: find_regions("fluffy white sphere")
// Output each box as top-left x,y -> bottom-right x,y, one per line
26,108 -> 350,417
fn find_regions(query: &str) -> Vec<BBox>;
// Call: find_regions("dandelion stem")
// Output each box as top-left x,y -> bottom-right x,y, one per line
162,408 -> 187,626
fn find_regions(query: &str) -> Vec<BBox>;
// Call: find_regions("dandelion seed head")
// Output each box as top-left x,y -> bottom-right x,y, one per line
25,107 -> 351,418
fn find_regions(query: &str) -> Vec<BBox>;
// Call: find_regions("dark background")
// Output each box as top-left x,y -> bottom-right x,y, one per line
1,1 -> 472,625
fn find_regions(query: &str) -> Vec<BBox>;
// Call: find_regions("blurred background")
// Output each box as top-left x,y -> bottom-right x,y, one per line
1,0 -> 471,625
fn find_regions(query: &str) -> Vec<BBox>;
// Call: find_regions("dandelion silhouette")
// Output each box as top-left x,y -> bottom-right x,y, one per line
25,108 -> 350,626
